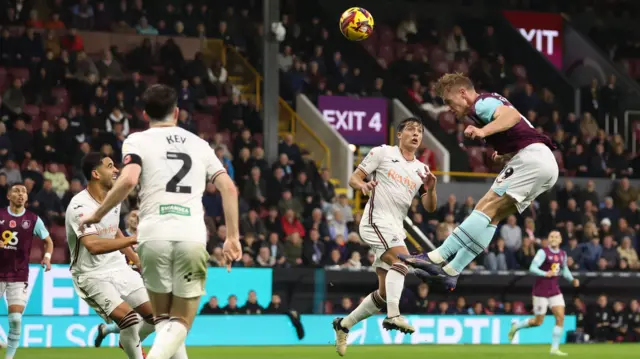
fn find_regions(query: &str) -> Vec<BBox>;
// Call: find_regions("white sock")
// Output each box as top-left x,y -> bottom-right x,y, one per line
386,263 -> 408,317
146,318 -> 188,359
138,320 -> 156,342
427,250 -> 445,264
170,344 -> 188,359
551,325 -> 563,350
442,264 -> 460,276
119,312 -> 144,359
5,312 -> 22,359
340,290 -> 386,329
515,318 -> 532,330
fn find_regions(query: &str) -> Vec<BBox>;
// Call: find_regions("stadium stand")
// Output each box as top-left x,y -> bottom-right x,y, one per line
1,0 -> 640,344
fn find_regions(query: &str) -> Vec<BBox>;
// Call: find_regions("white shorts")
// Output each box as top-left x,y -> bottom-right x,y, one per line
0,282 -> 29,307
533,294 -> 565,315
138,241 -> 208,298
491,143 -> 559,213
72,268 -> 148,321
359,222 -> 406,271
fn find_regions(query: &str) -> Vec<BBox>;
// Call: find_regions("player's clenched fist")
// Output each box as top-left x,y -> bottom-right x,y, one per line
359,180 -> 378,196
464,125 -> 486,140
222,237 -> 242,272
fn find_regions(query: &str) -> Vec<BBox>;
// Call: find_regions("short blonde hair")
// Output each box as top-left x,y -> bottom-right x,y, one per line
434,72 -> 474,98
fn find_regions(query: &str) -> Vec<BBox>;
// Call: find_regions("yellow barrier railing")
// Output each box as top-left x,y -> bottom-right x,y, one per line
224,46 -> 261,108
278,98 -> 331,170
201,38 -> 226,68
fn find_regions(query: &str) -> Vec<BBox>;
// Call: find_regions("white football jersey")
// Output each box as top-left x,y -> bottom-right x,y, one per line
121,126 -> 225,244
66,190 -> 128,276
359,145 -> 427,229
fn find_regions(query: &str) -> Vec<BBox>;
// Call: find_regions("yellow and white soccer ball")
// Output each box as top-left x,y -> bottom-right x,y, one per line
339,7 -> 374,41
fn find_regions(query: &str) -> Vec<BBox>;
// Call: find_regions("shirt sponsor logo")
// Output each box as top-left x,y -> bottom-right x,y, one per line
387,169 -> 417,193
159,204 -> 191,216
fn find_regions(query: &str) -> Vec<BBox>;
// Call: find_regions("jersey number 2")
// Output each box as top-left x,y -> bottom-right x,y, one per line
166,152 -> 192,193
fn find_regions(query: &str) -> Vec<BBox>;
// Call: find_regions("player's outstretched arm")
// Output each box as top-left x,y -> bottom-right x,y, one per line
479,105 -> 521,137
529,249 -> 549,277
81,233 -> 137,255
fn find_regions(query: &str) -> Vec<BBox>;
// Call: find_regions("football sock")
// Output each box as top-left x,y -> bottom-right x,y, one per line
104,322 -> 121,335
146,317 -> 188,359
138,315 -> 156,342
152,316 -> 187,359
514,318 -> 533,330
5,312 -> 22,359
386,263 -> 408,317
118,311 -> 144,359
445,222 -> 497,275
340,290 -> 386,329
428,211 -> 492,263
551,326 -> 563,350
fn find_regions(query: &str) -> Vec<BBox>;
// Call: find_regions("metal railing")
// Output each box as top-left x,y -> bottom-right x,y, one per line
625,110 -> 640,153
278,98 -> 331,171
224,46 -> 261,107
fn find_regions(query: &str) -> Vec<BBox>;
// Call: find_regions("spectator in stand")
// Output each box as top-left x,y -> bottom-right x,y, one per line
281,208 -> 305,237
618,237 -> 639,269
2,79 -> 25,117
44,163 -> 69,198
60,28 -> 84,52
283,232 -> 303,267
501,215 -> 523,252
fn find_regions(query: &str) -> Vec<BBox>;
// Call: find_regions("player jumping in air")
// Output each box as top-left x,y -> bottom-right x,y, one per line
400,73 -> 559,291
508,230 -> 579,356
67,153 -> 156,359
0,183 -> 54,359
333,117 -> 438,356
80,84 -> 242,359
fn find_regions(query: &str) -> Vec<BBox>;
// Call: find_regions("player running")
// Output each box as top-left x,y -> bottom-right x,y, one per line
400,73 -> 559,291
0,183 -> 53,359
66,153 -> 155,359
332,117 -> 437,356
79,84 -> 242,359
508,230 -> 579,356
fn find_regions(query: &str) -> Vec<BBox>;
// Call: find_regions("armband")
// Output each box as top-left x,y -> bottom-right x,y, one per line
123,154 -> 142,167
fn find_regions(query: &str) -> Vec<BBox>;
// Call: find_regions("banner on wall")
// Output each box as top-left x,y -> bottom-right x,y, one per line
0,266 -> 273,316
317,96 -> 388,145
502,10 -> 564,69
0,315 -> 576,347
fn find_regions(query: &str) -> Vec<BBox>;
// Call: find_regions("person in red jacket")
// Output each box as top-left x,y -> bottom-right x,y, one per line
60,28 -> 84,52
281,209 -> 305,237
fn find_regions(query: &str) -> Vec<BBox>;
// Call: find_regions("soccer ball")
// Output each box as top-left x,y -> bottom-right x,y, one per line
339,7 -> 374,41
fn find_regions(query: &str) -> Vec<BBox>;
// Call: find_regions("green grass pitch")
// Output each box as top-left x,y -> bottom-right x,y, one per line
10,344 -> 640,359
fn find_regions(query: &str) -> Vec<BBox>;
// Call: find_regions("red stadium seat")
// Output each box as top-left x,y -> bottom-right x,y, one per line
376,44 -> 395,66
377,24 -> 395,44
429,47 -> 446,62
553,150 -> 565,174
9,67 -> 29,81
395,42 -> 408,58
471,164 -> 489,174
253,133 -> 263,147
362,41 -> 376,56
29,239 -> 44,263
467,147 -> 485,168
438,111 -> 457,134
23,104 -> 40,122
141,74 -> 158,85
411,44 -> 428,59
204,96 -> 218,107
51,247 -> 69,264
50,225 -> 67,247
0,67 -> 7,91
41,105 -> 64,123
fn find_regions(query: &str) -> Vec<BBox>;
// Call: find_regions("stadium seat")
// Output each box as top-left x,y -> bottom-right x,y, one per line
29,239 -> 43,263
52,247 -> 69,264
395,42 -> 408,58
377,44 -> 395,66
466,147 -> 485,168
438,111 -> 457,134
23,104 -> 40,122
471,164 -> 489,174
8,67 -> 29,81
553,150 -> 565,174
141,74 -> 158,85
411,44 -> 428,59
433,60 -> 450,76
0,67 -> 7,91
50,225 -> 67,247
253,133 -> 263,147
377,24 -> 395,44
41,105 -> 64,123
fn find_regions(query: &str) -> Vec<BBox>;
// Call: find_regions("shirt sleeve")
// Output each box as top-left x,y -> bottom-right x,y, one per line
206,146 -> 226,183
561,255 -> 575,282
358,145 -> 385,177
67,203 -> 98,238
474,97 -> 503,124
529,249 -> 547,277
34,216 -> 50,240
122,134 -> 143,161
